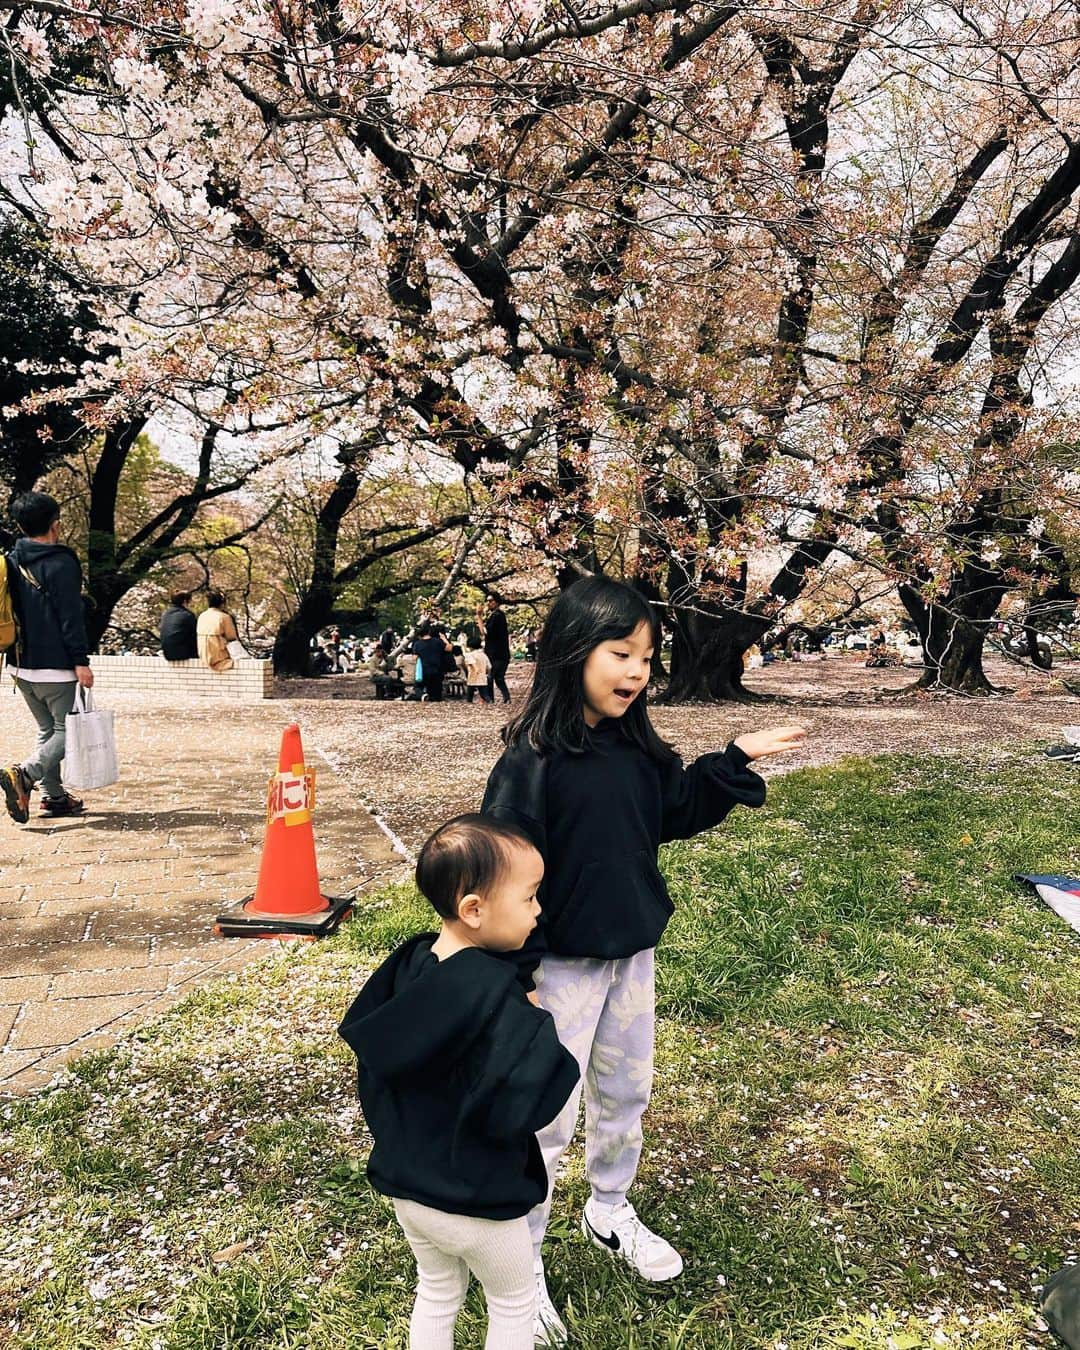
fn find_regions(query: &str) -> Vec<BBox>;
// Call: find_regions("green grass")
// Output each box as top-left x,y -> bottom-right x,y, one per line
1,752 -> 1078,1348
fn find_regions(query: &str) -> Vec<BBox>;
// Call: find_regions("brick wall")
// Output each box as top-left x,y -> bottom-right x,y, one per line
89,654 -> 273,700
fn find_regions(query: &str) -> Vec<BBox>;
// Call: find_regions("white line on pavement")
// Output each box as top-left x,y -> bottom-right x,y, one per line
306,739 -> 417,866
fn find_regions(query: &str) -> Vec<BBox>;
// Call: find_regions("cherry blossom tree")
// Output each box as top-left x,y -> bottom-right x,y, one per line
2,0 -> 1078,695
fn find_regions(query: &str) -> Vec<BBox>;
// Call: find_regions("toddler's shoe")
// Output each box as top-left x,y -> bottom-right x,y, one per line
582,1198 -> 684,1281
533,1258 -> 567,1347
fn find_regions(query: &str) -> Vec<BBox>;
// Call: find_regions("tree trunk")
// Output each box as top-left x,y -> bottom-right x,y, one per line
273,590 -> 336,676
85,415 -> 149,649
663,609 -> 769,702
900,578 -> 1004,695
272,449 -> 362,675
916,621 -> 996,693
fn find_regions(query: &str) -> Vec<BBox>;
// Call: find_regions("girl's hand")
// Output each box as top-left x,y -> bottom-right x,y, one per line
734,725 -> 807,760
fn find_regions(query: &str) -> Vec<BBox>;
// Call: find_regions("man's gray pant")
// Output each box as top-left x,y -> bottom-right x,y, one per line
16,679 -> 78,800
528,947 -> 656,1256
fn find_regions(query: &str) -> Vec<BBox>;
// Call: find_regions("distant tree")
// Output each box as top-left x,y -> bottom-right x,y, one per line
0,218 -> 99,499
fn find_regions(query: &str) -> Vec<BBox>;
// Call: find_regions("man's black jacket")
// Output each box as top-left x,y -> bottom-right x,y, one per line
338,935 -> 579,1219
159,604 -> 198,661
483,607 -> 510,662
9,539 -> 89,669
411,634 -> 447,682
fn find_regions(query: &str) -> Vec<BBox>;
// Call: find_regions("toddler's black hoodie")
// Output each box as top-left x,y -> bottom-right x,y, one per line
338,934 -> 579,1220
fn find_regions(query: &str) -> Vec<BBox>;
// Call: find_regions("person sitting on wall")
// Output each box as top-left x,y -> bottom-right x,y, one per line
159,591 -> 198,662
196,590 -> 240,672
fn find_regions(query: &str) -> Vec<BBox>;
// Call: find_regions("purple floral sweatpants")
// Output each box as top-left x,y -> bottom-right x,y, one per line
528,947 -> 656,1254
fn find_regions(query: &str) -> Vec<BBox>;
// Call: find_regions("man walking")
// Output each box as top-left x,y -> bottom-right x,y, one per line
478,594 -> 511,705
0,492 -> 93,822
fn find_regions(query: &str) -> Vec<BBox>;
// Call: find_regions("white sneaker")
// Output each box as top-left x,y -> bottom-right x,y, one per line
533,1259 -> 568,1346
581,1198 -> 684,1281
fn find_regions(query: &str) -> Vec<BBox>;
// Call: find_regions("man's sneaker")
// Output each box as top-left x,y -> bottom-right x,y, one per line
582,1198 -> 684,1281
0,766 -> 31,824
39,793 -> 84,818
1045,744 -> 1080,761
534,1259 -> 567,1347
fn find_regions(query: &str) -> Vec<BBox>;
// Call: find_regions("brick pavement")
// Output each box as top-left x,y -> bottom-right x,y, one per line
0,690 -> 402,1095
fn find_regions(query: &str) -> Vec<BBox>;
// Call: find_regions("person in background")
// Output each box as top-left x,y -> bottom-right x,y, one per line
0,491 -> 93,822
399,649 -> 421,698
464,635 -> 493,704
327,625 -> 342,670
196,590 -> 239,672
412,623 -> 452,703
478,595 -> 511,705
368,647 -> 405,700
159,591 -> 198,662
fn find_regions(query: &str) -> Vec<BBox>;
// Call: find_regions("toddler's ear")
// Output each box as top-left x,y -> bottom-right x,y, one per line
457,892 -> 484,929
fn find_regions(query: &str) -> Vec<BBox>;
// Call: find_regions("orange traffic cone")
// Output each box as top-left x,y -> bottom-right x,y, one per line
214,724 -> 353,939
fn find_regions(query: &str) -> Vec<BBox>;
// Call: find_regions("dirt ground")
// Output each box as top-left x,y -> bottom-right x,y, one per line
286,653 -> 1080,858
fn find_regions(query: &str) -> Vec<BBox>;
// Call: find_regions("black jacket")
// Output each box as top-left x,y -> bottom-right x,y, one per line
412,634 -> 447,682
159,604 -> 198,661
8,539 -> 90,669
483,608 -> 511,662
339,935 -> 579,1220
482,723 -> 766,981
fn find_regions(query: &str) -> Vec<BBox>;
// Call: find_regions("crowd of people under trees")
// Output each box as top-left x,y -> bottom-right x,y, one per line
340,597 -> 533,706
157,575 -> 1080,699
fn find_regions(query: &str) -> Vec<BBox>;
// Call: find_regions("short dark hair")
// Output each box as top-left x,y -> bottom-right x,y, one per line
418,622 -> 432,637
468,633 -> 482,650
11,491 -> 60,538
415,814 -> 536,920
170,591 -> 191,607
206,590 -> 225,608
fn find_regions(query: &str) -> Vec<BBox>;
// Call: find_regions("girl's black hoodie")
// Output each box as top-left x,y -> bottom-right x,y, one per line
338,935 -> 579,1220
481,722 -> 766,983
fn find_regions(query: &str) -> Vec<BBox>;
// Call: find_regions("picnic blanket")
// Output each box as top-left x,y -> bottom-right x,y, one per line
1016,874 -> 1080,936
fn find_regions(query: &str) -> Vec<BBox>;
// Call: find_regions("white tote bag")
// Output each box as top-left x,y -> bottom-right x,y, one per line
227,639 -> 248,661
64,686 -> 119,789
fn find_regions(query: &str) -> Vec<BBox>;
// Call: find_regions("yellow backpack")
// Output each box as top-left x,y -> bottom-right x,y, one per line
0,554 -> 17,654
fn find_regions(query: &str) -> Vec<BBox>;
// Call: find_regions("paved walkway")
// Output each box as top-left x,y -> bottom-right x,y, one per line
0,692 -> 402,1095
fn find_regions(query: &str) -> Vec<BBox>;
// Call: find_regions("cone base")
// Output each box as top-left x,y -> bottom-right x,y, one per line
244,891 -> 331,918
214,894 -> 353,938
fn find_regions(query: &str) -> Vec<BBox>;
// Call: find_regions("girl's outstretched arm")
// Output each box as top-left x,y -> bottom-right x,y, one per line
659,740 -> 767,842
660,727 -> 806,843
733,725 -> 808,760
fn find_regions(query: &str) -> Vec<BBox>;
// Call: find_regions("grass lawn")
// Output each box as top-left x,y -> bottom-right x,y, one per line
2,752 -> 1078,1349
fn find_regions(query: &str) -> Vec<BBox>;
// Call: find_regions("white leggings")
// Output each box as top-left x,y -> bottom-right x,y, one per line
393,1198 -> 535,1349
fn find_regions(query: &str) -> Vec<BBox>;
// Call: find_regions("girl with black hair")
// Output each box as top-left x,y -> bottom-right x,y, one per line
481,575 -> 805,1345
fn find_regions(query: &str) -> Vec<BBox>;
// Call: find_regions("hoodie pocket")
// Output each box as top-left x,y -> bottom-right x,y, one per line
550,850 -> 673,954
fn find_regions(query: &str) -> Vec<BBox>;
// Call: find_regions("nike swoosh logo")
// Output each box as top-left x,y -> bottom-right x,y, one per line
584,1214 -> 620,1251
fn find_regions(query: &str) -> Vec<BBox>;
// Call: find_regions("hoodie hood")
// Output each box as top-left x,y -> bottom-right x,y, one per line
338,934 -> 516,1081
12,538 -> 74,565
